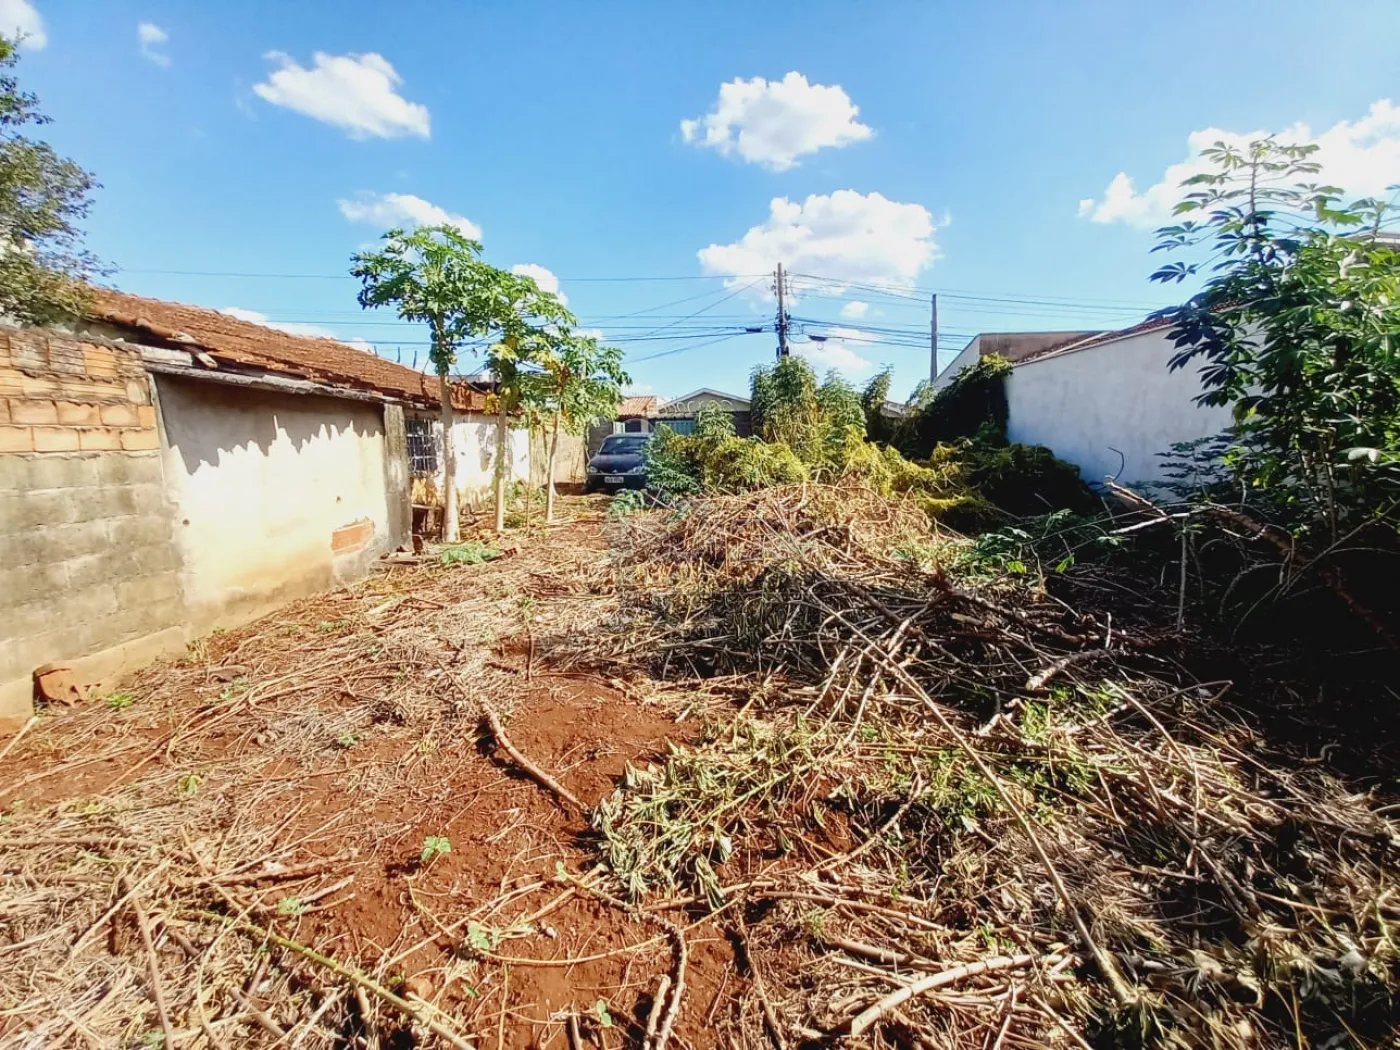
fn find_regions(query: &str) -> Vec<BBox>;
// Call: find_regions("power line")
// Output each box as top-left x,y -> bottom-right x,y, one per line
118,268 -> 763,283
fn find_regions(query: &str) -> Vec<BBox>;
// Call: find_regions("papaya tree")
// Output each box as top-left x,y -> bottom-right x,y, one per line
352,225 -> 499,541
479,273 -> 573,532
528,329 -> 628,522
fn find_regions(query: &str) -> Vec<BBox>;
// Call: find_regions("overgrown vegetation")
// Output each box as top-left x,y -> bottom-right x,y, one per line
590,484 -> 1400,1049
641,354 -> 1091,530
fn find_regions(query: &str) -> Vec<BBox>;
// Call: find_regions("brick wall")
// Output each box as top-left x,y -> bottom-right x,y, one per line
0,327 -> 183,723
0,328 -> 159,453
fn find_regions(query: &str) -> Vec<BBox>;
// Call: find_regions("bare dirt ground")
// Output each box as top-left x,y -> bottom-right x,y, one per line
0,496 -> 741,1050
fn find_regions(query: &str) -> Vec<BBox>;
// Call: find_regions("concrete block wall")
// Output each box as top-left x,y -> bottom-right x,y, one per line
0,328 -> 183,723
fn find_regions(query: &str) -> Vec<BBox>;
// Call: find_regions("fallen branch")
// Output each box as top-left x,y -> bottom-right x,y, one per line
184,908 -> 475,1050
123,877 -> 177,1050
846,953 -> 1042,1037
435,658 -> 585,815
480,699 -> 586,815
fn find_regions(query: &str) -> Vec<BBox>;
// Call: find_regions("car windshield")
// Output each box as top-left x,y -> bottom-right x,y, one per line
600,436 -> 648,455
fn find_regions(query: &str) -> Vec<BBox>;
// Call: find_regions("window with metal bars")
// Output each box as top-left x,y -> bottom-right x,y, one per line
405,417 -> 438,477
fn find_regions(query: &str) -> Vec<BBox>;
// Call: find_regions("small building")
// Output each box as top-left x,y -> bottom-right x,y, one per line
0,288 -> 534,724
656,388 -> 752,437
934,331 -> 1102,389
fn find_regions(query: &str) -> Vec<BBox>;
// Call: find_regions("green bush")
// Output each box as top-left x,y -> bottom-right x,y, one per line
897,355 -> 1012,458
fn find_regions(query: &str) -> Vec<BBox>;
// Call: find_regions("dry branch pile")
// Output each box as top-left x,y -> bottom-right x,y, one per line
582,485 -> 1400,1048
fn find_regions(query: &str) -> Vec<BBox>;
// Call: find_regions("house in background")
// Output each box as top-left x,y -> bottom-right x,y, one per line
586,388 -> 752,456
657,388 -> 752,436
0,288 -> 538,724
933,330 -> 1102,390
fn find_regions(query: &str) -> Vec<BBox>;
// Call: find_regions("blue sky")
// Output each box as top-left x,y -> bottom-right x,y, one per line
8,0 -> 1400,402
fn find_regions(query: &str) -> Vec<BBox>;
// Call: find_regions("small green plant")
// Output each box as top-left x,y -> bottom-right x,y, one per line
466,921 -> 497,951
277,896 -> 307,917
591,999 -> 614,1029
336,731 -> 360,749
219,678 -> 249,702
420,835 -> 452,864
316,620 -> 348,633
440,541 -> 499,566
177,773 -> 203,798
607,489 -> 649,519
104,691 -> 135,710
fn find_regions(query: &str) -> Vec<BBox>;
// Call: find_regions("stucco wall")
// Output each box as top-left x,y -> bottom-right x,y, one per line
1005,328 -> 1233,488
405,411 -> 533,510
156,375 -> 398,628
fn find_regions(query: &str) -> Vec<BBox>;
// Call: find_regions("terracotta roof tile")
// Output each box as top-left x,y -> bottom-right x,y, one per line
618,395 -> 659,418
85,287 -> 489,411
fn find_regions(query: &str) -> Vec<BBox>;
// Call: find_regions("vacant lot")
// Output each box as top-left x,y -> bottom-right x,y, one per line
2,489 -> 1397,1050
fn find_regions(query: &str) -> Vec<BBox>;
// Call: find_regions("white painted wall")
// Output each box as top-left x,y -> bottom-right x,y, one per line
1005,327 -> 1233,488
448,416 -> 530,507
156,376 -> 395,628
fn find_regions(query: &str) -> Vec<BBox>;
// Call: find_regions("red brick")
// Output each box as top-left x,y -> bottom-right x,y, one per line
0,425 -> 32,452
99,402 -> 140,427
120,428 -> 159,451
78,427 -> 121,451
331,519 -> 375,553
137,405 -> 157,428
56,401 -> 101,425
32,426 -> 79,452
0,367 -> 21,397
9,398 -> 58,425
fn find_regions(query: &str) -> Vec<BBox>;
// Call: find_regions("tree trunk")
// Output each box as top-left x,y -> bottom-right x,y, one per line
546,411 -> 561,524
438,370 -> 460,542
493,400 -> 508,533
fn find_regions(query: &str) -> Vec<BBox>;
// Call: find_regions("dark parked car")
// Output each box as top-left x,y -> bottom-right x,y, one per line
585,434 -> 650,492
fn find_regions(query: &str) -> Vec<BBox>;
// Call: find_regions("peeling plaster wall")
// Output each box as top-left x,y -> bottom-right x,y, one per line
155,375 -> 397,628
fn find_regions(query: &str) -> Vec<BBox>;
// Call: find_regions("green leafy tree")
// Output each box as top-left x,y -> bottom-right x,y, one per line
478,274 -> 573,532
860,367 -> 895,445
352,224 -> 506,541
0,36 -> 101,323
1152,138 -> 1400,539
526,329 -> 628,522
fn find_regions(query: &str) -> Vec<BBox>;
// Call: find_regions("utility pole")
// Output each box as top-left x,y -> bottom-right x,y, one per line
775,262 -> 789,358
929,292 -> 939,381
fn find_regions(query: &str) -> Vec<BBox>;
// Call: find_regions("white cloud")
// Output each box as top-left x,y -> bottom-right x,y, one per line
1081,99 -> 1400,228
796,325 -> 876,377
680,71 -> 872,171
339,192 -> 481,238
511,263 -> 567,306
137,22 -> 170,67
839,300 -> 869,319
254,51 -> 430,139
698,190 -> 939,295
0,0 -> 45,49
218,307 -> 374,354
